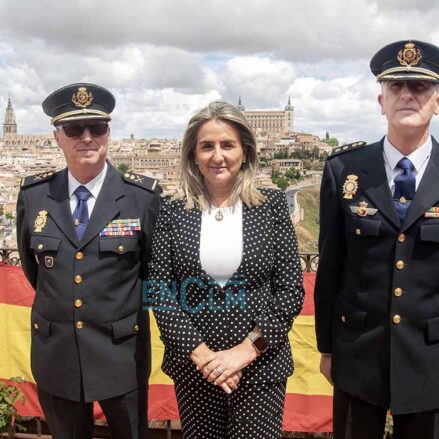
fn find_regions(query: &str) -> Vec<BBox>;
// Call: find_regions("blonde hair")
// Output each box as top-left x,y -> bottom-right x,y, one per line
173,100 -> 266,210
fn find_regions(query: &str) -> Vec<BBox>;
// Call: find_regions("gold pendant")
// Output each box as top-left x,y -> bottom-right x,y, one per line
215,210 -> 223,221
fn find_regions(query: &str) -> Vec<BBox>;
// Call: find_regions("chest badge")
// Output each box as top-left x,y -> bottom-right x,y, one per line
44,256 -> 54,269
349,201 -> 378,216
34,210 -> 48,233
342,175 -> 359,199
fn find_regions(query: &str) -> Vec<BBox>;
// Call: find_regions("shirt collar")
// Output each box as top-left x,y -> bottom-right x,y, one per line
68,162 -> 108,199
383,136 -> 432,172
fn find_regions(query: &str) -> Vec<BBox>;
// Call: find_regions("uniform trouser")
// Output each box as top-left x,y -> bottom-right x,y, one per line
173,365 -> 286,439
334,388 -> 439,439
38,385 -> 147,439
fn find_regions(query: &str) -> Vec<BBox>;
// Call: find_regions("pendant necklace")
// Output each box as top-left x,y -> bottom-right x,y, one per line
215,209 -> 224,221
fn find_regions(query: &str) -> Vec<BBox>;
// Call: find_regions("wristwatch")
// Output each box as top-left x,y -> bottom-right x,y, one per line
247,331 -> 269,354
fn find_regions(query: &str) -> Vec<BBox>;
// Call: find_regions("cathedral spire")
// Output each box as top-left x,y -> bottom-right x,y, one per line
3,95 -> 17,138
285,96 -> 293,111
237,96 -> 245,111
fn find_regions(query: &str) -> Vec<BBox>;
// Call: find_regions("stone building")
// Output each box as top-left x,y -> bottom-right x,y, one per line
238,97 -> 294,136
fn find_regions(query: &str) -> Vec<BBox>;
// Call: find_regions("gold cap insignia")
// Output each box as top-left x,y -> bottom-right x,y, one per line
34,210 -> 48,233
343,175 -> 359,199
72,87 -> 93,108
397,42 -> 422,67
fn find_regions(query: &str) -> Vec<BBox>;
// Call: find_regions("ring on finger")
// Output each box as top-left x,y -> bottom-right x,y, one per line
215,367 -> 224,376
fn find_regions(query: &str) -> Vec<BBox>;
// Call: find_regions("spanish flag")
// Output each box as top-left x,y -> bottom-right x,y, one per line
0,266 -> 332,432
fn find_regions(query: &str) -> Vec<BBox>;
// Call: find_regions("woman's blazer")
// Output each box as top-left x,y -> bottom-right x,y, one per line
146,188 -> 305,383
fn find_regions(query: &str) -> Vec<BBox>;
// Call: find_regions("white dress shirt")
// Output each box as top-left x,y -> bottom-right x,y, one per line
383,136 -> 432,195
200,200 -> 243,287
68,162 -> 108,217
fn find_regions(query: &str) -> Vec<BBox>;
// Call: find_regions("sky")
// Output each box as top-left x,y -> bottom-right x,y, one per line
1,0 -> 439,143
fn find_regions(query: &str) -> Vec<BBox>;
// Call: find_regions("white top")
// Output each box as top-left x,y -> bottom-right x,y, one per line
200,200 -> 243,287
68,162 -> 108,216
383,136 -> 432,194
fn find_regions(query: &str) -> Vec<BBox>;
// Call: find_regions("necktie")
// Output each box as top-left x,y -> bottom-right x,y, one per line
393,157 -> 415,223
73,186 -> 91,240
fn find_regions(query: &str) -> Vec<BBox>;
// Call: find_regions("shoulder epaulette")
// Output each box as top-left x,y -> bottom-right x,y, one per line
329,141 -> 367,158
122,172 -> 159,192
20,171 -> 57,188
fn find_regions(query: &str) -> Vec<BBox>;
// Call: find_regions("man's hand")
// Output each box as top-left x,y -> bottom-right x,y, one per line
320,354 -> 333,385
202,337 -> 258,386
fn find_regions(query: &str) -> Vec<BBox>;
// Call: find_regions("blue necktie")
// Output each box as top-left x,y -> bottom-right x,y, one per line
73,186 -> 91,240
393,157 -> 415,223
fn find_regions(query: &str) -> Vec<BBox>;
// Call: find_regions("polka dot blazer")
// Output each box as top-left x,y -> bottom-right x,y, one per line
146,188 -> 305,383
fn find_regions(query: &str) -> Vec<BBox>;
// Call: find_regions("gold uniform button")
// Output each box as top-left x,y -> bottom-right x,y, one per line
118,245 -> 124,253
75,251 -> 84,260
74,299 -> 83,308
394,288 -> 403,297
37,244 -> 44,250
34,323 -> 39,330
76,321 -> 84,330
341,315 -> 346,323
393,315 -> 401,324
355,229 -> 361,236
396,260 -> 405,270
398,234 -> 406,243
134,324 -> 139,332
74,274 -> 83,284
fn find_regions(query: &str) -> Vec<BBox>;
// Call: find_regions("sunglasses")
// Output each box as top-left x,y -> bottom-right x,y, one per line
58,122 -> 109,138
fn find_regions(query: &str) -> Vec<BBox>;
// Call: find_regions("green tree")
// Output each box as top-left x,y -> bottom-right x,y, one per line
5,212 -> 14,221
275,176 -> 289,191
271,169 -> 280,180
285,168 -> 301,181
117,163 -> 130,174
323,138 -> 339,147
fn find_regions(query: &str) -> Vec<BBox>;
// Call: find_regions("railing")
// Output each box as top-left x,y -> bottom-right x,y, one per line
0,249 -> 319,272
0,248 -> 21,266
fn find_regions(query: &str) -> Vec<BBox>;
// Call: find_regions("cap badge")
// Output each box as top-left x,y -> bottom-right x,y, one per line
34,210 -> 48,233
72,86 -> 93,108
342,175 -> 359,199
397,42 -> 422,67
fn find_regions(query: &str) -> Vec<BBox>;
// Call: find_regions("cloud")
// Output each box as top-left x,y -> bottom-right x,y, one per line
1,0 -> 439,140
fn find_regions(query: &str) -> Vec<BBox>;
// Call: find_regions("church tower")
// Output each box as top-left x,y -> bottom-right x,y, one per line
283,96 -> 294,133
237,96 -> 246,112
3,96 -> 17,138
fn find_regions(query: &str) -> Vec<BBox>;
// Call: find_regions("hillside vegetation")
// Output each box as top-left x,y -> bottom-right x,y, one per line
295,185 -> 320,252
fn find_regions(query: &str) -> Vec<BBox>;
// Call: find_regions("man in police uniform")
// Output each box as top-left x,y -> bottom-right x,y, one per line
16,83 -> 161,439
315,40 -> 439,438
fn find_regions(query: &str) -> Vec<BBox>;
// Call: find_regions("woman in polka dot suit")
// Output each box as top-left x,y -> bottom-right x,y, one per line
147,101 -> 305,438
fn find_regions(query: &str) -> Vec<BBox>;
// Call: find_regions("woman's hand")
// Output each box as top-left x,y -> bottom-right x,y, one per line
202,337 -> 258,385
190,342 -> 242,394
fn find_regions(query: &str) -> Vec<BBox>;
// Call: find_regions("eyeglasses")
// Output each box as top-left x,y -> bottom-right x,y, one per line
57,122 -> 109,138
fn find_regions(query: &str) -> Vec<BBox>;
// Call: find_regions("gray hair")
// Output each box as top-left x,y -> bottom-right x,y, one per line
173,100 -> 265,210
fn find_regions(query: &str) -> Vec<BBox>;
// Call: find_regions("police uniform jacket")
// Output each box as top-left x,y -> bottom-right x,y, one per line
147,189 -> 305,383
315,137 -> 439,414
16,163 -> 161,402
